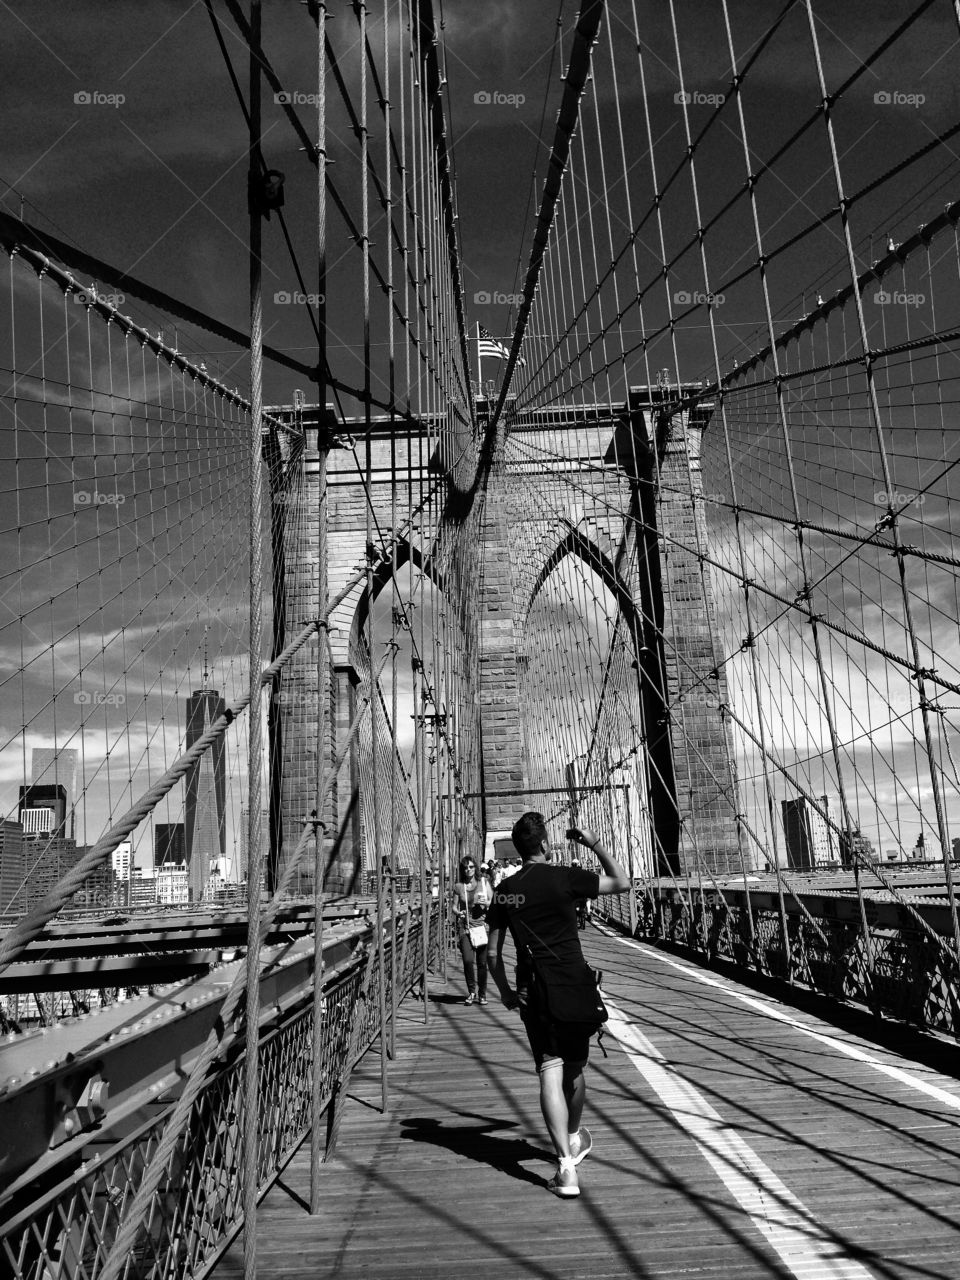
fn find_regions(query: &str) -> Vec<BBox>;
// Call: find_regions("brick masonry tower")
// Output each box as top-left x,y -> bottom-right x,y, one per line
272,387 -> 741,889
268,403 -> 481,894
646,388 -> 742,876
477,387 -> 741,877
476,464 -> 527,847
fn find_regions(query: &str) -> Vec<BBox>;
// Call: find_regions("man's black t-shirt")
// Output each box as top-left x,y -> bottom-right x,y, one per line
488,862 -> 600,986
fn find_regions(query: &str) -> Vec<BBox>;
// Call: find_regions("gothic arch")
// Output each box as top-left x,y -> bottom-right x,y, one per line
519,526 -> 680,873
349,536 -> 449,649
522,526 -> 646,660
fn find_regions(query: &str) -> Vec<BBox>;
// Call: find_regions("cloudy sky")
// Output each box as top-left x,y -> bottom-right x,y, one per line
4,0 -> 959,378
3,1 -> 960,874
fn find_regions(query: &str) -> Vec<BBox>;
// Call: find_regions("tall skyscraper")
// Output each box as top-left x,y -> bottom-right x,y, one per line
781,796 -> 837,869
0,819 -> 25,916
19,784 -> 67,837
18,834 -> 86,912
155,822 -> 186,868
184,655 -> 226,903
31,748 -> 79,840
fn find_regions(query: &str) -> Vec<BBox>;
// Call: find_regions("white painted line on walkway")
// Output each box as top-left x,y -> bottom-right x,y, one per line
603,995 -> 876,1280
603,930 -> 960,1114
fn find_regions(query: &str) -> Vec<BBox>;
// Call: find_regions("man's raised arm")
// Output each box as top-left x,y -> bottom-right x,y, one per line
567,826 -> 630,894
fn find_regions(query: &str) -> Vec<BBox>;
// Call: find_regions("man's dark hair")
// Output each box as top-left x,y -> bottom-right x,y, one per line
511,811 -> 548,858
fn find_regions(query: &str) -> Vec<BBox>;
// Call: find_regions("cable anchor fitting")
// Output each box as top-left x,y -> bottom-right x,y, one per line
911,667 -> 937,684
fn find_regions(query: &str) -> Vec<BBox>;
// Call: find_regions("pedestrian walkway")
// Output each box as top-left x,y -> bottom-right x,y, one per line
215,926 -> 960,1278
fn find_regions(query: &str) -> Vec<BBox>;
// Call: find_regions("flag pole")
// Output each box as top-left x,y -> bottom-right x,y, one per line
476,320 -> 482,399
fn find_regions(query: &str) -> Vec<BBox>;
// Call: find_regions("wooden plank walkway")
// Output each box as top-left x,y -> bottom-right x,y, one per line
214,925 -> 960,1279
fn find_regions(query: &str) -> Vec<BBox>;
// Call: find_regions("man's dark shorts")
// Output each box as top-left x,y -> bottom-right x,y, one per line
519,1002 -> 590,1073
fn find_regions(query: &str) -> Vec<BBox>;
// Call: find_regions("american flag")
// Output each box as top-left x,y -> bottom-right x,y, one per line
477,323 -> 510,360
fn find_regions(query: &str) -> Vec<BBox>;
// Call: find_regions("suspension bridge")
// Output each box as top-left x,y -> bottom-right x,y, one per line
3,0 -> 960,1275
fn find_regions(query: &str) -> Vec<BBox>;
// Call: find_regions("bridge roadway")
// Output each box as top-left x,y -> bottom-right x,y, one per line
213,924 -> 960,1279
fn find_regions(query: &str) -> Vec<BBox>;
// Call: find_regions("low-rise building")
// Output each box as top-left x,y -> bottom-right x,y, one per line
156,861 -> 189,907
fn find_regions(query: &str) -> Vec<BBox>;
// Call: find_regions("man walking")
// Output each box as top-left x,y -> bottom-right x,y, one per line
486,811 -> 631,1198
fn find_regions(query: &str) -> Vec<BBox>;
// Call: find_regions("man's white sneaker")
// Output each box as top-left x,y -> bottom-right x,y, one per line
569,1127 -> 593,1165
548,1157 -> 580,1198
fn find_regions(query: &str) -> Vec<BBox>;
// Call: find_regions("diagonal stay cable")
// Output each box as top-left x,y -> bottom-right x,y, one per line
488,0 -> 605,434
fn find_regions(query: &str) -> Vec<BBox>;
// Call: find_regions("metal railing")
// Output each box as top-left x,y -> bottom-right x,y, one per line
0,902 -> 437,1280
597,882 -> 960,1040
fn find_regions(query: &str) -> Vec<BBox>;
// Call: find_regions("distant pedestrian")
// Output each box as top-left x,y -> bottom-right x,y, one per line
487,813 -> 630,1197
453,854 -> 492,1005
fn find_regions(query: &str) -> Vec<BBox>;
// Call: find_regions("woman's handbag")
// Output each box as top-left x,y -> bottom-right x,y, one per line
468,922 -> 489,948
466,877 -> 491,948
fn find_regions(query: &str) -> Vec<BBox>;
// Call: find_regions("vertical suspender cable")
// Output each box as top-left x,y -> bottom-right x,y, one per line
357,0 -> 389,1115
383,0 -> 399,1063
664,0 -> 742,916
401,3 -> 430,1022
309,0 -> 329,1213
605,10 -> 659,889
802,0 -> 960,964
244,1 -> 266,1273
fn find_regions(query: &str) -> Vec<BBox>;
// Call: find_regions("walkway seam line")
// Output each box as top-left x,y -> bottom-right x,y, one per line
606,931 -> 960,1111
603,994 -> 876,1280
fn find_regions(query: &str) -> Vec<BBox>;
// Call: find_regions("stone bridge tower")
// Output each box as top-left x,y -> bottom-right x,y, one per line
268,383 -> 741,892
265,401 -> 481,895
477,385 -> 741,878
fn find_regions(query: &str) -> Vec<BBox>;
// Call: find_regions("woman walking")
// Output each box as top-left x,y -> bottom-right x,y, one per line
453,854 -> 492,1005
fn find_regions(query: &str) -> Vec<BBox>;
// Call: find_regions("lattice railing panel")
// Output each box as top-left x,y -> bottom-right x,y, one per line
0,905 -> 435,1280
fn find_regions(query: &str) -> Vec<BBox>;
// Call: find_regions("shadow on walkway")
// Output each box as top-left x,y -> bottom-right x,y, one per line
399,1115 -> 552,1188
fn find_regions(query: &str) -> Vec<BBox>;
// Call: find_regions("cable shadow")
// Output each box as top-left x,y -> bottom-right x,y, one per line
273,1176 -> 311,1214
582,935 -> 960,1277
